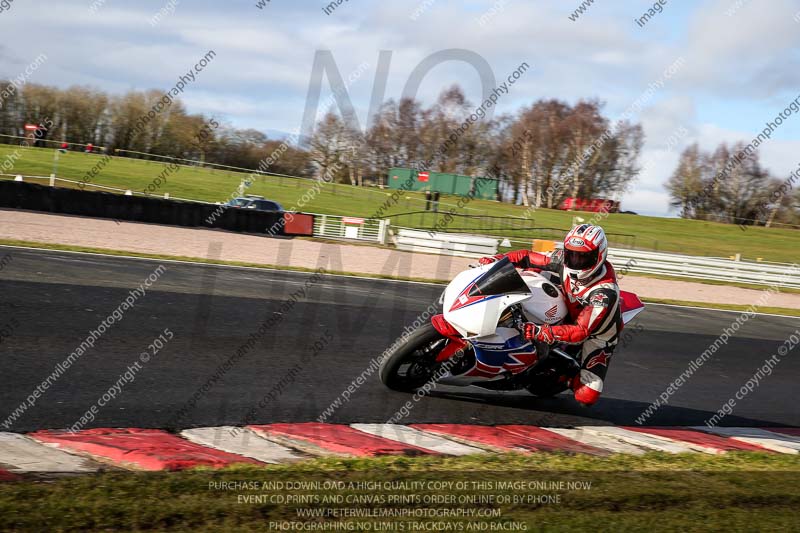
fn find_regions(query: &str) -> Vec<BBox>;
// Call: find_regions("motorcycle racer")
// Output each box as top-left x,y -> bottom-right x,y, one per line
479,224 -> 621,406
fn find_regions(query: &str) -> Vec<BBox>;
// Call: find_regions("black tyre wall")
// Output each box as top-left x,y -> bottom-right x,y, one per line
0,181 -> 284,235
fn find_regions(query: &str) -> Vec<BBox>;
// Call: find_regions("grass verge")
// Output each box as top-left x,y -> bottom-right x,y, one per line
3,144 -> 799,262
0,453 -> 798,531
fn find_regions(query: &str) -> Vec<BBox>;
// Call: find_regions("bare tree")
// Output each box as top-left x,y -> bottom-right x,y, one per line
667,142 -> 783,225
309,112 -> 349,181
666,144 -> 707,217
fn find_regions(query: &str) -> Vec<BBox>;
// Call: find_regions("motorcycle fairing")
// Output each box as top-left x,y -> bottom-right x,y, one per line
431,314 -> 468,363
467,327 -> 538,377
448,259 -> 528,313
436,327 -> 539,385
620,290 -> 645,324
443,259 -> 532,338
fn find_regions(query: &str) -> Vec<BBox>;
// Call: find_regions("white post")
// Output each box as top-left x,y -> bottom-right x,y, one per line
49,173 -> 55,187
164,192 -> 170,199
378,219 -> 389,245
14,175 -> 22,182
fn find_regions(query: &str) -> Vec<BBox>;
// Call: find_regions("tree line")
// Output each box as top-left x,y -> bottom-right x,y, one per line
0,80 -> 796,227
309,86 -> 644,210
0,82 -> 313,178
666,143 -> 799,227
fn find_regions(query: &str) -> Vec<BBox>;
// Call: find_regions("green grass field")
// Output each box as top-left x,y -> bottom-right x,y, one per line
1,453 -> 798,531
2,144 -> 799,262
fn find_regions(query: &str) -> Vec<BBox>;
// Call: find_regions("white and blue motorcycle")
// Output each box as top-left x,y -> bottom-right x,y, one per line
379,258 -> 645,398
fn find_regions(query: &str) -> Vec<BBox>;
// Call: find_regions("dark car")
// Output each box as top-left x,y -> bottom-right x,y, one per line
227,195 -> 284,212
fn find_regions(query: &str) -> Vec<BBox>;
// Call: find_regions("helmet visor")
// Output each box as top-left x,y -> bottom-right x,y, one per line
565,248 -> 599,271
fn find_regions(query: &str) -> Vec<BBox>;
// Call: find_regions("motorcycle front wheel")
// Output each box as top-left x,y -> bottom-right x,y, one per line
379,323 -> 450,392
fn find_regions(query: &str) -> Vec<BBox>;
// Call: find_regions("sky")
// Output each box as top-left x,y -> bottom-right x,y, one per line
1,0 -> 799,216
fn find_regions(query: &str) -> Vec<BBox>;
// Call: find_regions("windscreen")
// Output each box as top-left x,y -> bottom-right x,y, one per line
467,258 -> 529,297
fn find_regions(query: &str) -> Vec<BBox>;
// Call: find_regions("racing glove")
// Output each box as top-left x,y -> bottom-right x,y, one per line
478,256 -> 498,265
524,323 -> 556,344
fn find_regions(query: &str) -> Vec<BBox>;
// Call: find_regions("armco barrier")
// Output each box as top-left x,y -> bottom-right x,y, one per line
393,227 -> 498,258
606,248 -> 800,289
0,181 -> 286,235
389,226 -> 800,287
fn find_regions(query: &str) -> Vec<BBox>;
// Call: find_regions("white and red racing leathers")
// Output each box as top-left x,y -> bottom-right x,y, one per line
489,248 -> 622,405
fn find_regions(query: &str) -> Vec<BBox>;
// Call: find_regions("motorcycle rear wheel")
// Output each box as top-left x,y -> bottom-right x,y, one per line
379,323 -> 449,392
526,382 -> 569,398
526,372 -> 570,398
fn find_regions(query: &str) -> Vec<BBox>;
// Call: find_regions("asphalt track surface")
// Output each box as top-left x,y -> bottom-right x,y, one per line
1,246 -> 798,432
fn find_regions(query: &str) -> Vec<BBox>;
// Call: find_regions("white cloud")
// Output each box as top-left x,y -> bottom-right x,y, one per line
624,188 -> 675,217
678,0 -> 800,96
0,0 -> 795,221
